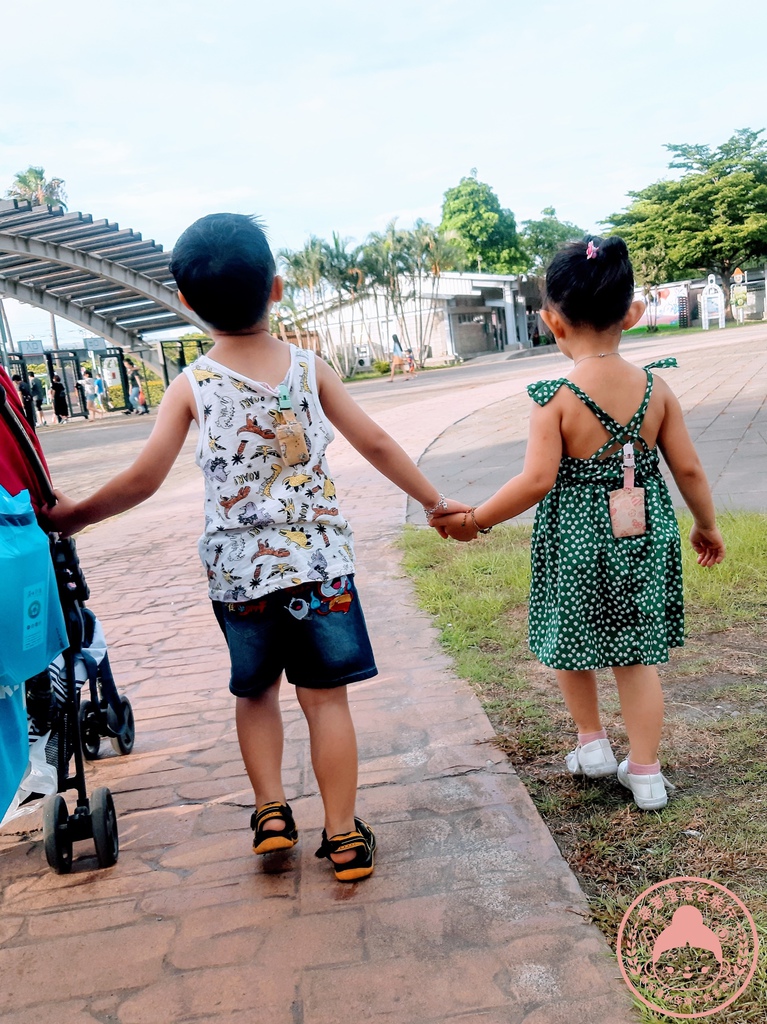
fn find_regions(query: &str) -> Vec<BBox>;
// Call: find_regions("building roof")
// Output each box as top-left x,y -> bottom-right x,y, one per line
0,199 -> 205,349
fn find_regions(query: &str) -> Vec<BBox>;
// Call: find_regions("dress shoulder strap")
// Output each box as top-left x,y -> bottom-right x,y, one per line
527,379 -> 567,406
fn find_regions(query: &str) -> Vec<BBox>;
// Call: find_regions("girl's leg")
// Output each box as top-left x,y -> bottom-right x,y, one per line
613,664 -> 664,766
555,669 -> 603,734
236,677 -> 288,833
296,684 -> 358,863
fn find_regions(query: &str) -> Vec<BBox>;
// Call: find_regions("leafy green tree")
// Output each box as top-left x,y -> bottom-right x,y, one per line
520,207 -> 584,271
439,170 -> 525,274
5,166 -> 68,208
606,129 -> 767,315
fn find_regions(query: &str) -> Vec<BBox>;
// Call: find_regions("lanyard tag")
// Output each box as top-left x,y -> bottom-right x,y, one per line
277,384 -> 292,412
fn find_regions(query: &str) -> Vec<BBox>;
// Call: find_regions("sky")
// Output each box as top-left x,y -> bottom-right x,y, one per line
2,0 -> 766,346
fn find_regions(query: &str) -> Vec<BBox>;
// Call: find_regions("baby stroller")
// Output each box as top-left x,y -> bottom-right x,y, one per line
0,375 -> 135,873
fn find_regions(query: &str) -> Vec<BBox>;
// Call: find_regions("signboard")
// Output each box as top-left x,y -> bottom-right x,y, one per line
87,337 -> 107,352
18,339 -> 45,356
731,285 -> 748,308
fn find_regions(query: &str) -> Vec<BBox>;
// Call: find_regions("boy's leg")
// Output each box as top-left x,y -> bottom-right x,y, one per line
613,664 -> 664,765
555,669 -> 603,734
236,678 -> 289,833
296,684 -> 358,863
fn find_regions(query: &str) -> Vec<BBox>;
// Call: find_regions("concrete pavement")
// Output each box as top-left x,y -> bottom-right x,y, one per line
1,327 -> 765,1024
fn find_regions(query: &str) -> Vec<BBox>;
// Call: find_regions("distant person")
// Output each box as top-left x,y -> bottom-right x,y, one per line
49,374 -> 68,424
433,235 -> 725,811
28,371 -> 48,425
78,370 -> 104,420
388,336 -> 415,382
11,374 -> 36,431
123,358 -> 147,414
93,372 -> 106,413
46,213 -> 466,880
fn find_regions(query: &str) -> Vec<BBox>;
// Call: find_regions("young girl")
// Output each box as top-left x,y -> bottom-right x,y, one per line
433,236 -> 725,810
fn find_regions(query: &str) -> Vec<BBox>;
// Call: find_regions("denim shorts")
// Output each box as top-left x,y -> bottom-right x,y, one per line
212,574 -> 378,697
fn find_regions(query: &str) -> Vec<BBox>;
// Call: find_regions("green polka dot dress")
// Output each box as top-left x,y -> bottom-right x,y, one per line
527,359 -> 684,671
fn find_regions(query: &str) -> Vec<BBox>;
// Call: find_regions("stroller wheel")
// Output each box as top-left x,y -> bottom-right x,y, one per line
110,696 -> 135,755
90,787 -> 119,868
43,794 -> 73,874
79,699 -> 101,759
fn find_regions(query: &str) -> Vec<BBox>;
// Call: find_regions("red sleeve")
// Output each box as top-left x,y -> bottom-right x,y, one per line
0,366 -> 52,514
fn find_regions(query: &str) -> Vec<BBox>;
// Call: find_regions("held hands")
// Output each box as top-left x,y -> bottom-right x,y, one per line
432,509 -> 479,542
426,497 -> 490,542
689,523 -> 726,567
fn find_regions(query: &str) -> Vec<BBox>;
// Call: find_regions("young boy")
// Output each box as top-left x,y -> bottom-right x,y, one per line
46,213 -> 464,881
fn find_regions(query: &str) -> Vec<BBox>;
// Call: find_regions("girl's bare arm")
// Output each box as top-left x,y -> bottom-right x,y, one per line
656,382 -> 725,565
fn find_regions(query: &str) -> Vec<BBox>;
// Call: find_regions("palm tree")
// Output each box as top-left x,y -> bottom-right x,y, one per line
5,167 -> 68,350
6,166 -> 68,209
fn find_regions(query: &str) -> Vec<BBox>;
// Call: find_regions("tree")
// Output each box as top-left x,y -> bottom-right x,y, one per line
5,166 -> 68,208
606,129 -> 767,315
439,170 -> 525,274
520,207 -> 584,272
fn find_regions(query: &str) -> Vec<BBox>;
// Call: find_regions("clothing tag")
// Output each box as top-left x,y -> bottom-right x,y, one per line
622,443 -> 635,489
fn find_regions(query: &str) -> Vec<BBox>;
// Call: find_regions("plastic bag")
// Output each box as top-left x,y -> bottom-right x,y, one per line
0,485 -> 67,682
0,730 -> 58,827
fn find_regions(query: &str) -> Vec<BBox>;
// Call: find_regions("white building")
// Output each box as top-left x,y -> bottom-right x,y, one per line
314,271 -> 542,366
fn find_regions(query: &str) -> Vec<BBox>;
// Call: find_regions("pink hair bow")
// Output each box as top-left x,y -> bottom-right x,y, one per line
586,240 -> 599,260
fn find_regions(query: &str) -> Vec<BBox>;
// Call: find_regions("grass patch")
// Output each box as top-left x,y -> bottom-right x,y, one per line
402,511 -> 767,1021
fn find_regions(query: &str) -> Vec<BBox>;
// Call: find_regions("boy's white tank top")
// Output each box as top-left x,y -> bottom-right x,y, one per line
184,346 -> 355,602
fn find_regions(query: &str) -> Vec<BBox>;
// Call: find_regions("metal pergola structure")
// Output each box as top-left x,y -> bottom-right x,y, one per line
0,199 -> 205,351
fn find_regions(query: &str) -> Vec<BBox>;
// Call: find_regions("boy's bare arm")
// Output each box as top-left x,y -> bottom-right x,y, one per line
316,358 -> 463,511
45,375 -> 195,536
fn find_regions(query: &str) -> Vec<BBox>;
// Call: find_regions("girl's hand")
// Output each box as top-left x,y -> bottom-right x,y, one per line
690,523 -> 726,567
434,510 -> 478,542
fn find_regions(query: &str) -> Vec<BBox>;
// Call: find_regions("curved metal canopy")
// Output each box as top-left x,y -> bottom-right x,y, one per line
0,199 -> 205,350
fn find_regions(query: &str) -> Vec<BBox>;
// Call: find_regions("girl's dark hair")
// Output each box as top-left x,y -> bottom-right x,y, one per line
170,213 -> 276,332
544,235 -> 634,331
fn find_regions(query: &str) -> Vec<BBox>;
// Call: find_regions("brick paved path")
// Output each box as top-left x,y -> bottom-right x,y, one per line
2,328 -> 764,1023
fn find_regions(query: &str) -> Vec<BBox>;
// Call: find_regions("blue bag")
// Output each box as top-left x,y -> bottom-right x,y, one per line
0,485 -> 67,818
0,485 -> 67,683
0,674 -> 29,819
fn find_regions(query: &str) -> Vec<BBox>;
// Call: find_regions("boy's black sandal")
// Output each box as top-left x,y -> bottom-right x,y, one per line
250,801 -> 298,855
314,817 -> 376,882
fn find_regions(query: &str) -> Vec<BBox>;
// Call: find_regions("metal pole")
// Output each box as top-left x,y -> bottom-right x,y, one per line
0,297 -> 10,371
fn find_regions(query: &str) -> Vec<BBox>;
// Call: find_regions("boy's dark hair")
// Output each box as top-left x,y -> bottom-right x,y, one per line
544,235 -> 634,331
11,373 -> 22,382
169,213 -> 276,332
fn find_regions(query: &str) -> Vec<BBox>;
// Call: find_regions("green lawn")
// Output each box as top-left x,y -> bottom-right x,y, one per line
402,511 -> 767,1022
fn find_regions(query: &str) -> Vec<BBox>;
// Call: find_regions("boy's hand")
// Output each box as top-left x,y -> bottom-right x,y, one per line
42,490 -> 85,538
690,523 -> 725,567
427,498 -> 471,538
433,510 -> 478,542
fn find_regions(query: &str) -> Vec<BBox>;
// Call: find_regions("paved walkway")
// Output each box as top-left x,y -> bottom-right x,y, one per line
1,328 -> 765,1024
